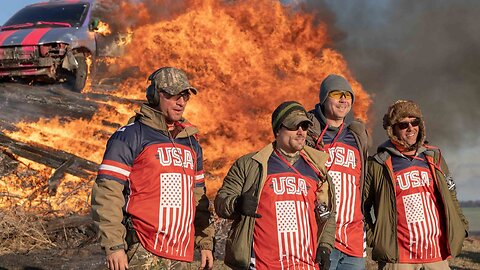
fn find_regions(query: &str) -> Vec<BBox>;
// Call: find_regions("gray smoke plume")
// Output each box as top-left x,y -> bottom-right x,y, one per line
301,0 -> 480,201
93,0 -> 480,200
93,0 -> 189,33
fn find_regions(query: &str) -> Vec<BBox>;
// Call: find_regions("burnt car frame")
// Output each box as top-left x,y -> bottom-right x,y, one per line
0,0 -> 100,92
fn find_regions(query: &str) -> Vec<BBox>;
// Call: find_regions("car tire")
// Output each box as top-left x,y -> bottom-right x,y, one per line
69,53 -> 88,92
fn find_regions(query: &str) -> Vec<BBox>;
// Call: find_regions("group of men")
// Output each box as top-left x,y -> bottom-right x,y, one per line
91,67 -> 469,270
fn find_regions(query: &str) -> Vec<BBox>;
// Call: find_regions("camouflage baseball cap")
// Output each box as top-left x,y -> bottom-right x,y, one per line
150,67 -> 198,95
282,109 -> 312,131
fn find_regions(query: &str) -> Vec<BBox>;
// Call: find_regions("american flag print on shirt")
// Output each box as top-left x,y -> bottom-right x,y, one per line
402,192 -> 442,260
392,154 -> 448,263
153,172 -> 194,257
126,144 -> 200,261
276,200 -> 318,270
253,154 -> 320,270
325,143 -> 365,257
96,120 -> 205,262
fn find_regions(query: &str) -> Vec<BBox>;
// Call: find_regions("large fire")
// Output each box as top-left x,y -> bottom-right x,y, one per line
1,0 -> 370,214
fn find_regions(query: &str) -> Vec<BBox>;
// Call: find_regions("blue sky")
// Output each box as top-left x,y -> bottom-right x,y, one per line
1,0 -> 40,25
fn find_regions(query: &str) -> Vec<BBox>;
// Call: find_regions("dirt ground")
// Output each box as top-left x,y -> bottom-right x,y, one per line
0,216 -> 478,270
0,237 -> 479,269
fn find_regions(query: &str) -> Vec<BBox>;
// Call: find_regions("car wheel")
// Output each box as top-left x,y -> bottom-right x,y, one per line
69,53 -> 88,92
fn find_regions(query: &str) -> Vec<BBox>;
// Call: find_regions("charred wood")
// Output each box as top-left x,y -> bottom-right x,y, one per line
0,132 -> 98,179
45,214 -> 93,233
48,157 -> 75,195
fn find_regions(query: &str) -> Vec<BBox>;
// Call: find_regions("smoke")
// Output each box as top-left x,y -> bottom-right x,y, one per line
93,0 -> 190,33
92,0 -> 480,199
303,0 -> 480,200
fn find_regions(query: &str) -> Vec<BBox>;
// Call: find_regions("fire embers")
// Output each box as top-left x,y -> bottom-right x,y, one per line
2,0 -> 372,202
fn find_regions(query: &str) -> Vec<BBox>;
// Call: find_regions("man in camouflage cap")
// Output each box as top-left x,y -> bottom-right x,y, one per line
215,101 -> 336,269
92,67 -> 214,270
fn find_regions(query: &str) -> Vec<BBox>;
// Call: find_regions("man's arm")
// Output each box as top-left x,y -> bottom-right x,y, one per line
363,157 -> 376,247
439,156 -> 469,234
317,173 -> 336,250
214,156 -> 251,219
194,186 -> 214,269
91,178 -> 128,256
192,142 -> 214,269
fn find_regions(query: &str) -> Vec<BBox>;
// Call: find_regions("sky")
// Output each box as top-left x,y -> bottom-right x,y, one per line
1,0 -> 40,25
318,0 -> 480,202
2,0 -> 479,201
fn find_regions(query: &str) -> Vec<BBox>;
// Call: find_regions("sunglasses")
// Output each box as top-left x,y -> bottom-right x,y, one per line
328,90 -> 353,100
283,122 -> 310,131
396,118 -> 420,130
161,90 -> 191,102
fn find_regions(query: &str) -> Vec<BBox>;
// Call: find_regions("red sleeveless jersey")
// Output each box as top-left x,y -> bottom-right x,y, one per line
325,142 -> 365,257
253,154 -> 320,270
127,143 -> 199,261
392,154 -> 448,263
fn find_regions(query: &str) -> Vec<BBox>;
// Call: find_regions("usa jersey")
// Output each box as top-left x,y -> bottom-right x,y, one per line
253,153 -> 321,270
392,153 -> 448,263
322,127 -> 365,257
97,121 -> 204,261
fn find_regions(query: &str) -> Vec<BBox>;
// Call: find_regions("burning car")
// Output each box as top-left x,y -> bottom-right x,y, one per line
0,0 -> 100,92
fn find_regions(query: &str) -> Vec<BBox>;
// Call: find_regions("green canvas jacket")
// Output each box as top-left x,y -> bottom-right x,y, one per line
214,143 -> 336,269
364,142 -> 468,263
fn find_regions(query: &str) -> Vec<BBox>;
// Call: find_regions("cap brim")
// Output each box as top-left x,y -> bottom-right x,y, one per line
186,87 -> 198,95
163,85 -> 198,95
282,112 -> 313,130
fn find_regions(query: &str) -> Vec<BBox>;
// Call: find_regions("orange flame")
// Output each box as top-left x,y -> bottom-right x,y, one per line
95,21 -> 112,36
1,0 -> 371,211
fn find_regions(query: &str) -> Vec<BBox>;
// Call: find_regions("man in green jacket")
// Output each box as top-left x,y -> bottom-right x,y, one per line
91,67 -> 214,270
364,100 -> 468,270
215,101 -> 336,270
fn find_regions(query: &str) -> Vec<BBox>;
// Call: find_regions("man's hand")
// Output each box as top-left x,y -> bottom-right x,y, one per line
316,246 -> 331,269
200,249 -> 214,269
235,194 -> 262,218
106,249 -> 129,270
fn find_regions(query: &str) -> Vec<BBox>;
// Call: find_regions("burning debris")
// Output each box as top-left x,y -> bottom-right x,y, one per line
0,0 -> 372,258
94,21 -> 112,36
93,0 -> 372,194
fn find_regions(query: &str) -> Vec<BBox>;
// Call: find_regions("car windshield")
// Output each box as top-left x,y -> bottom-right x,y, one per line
3,4 -> 89,29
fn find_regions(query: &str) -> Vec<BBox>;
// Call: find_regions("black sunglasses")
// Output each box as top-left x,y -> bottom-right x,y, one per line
396,118 -> 420,130
161,90 -> 191,101
282,122 -> 310,131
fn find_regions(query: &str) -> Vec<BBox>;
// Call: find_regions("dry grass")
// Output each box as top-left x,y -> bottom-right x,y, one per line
0,208 -> 55,255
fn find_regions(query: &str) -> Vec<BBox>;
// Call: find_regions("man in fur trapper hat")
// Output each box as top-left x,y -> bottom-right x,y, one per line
382,100 -> 426,152
364,100 -> 469,270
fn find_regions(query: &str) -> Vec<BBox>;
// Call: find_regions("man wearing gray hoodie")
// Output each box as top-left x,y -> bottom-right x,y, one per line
306,74 -> 369,270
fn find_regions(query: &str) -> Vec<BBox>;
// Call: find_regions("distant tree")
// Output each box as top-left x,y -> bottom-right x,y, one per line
460,200 -> 480,208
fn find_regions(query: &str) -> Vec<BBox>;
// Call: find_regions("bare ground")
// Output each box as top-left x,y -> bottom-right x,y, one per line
0,211 -> 478,270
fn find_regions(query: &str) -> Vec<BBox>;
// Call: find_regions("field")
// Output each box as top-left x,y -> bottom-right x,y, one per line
0,210 -> 479,270
463,207 -> 480,235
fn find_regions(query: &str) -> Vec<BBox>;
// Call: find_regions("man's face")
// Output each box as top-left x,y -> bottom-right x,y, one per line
158,90 -> 191,123
323,91 -> 352,122
393,117 -> 420,147
275,122 -> 308,154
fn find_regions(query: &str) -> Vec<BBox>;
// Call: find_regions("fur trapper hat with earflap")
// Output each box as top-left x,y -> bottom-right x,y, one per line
382,100 -> 426,151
